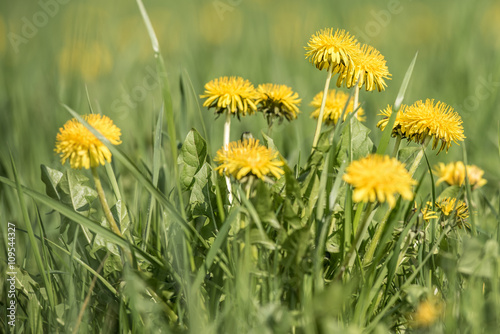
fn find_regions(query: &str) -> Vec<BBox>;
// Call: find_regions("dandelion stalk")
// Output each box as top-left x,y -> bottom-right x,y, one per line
353,73 -> 362,116
409,135 -> 431,176
223,112 -> 233,204
312,65 -> 334,151
391,135 -> 402,158
92,167 -> 122,237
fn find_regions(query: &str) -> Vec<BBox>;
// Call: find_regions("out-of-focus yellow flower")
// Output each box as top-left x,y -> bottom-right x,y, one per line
310,89 -> 365,126
305,28 -> 358,71
434,162 -> 487,190
214,138 -> 284,181
55,114 -> 122,169
343,154 -> 417,208
59,40 -> 113,81
336,44 -> 391,92
200,76 -> 258,117
256,83 -> 301,123
411,299 -> 443,328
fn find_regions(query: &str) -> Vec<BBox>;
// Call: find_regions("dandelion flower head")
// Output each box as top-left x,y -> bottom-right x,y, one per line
376,104 -> 407,137
256,83 -> 301,122
412,299 -> 442,328
55,114 -> 122,169
399,99 -> 465,153
200,76 -> 258,117
214,138 -> 284,181
310,89 -> 365,126
434,161 -> 486,189
343,154 -> 417,208
337,44 -> 391,92
305,28 -> 358,71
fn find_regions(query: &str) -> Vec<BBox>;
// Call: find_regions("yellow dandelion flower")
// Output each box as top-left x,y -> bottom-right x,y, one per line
343,154 -> 417,208
55,114 -> 122,170
214,138 -> 284,181
399,99 -> 465,153
59,40 -> 113,81
412,299 -> 443,328
421,201 -> 439,221
200,76 -> 258,117
434,162 -> 487,189
435,197 -> 469,227
310,89 -> 365,126
256,83 -> 301,122
376,104 -> 407,137
304,28 -> 358,71
337,44 -> 391,92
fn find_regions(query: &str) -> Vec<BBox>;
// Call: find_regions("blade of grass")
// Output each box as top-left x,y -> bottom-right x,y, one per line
10,153 -> 57,313
143,106 -> 164,249
462,143 -> 478,236
0,175 -> 164,269
377,52 -> 418,155
135,0 -> 186,219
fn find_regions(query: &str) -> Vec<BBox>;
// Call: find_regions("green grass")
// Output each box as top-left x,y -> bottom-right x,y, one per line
1,0 -> 500,333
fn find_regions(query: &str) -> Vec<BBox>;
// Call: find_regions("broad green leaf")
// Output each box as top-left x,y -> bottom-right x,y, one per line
190,162 -> 212,217
252,181 -> 280,229
56,169 -> 97,243
337,118 -> 373,166
40,164 -> 63,200
458,238 -> 499,278
178,128 -> 207,190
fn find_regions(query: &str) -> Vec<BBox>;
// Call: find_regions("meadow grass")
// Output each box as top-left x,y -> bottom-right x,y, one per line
1,0 -> 500,333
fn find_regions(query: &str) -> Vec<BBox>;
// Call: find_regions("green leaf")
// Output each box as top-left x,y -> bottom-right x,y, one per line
55,169 -> 97,242
40,164 -> 63,200
458,238 -> 499,278
337,118 -> 374,166
398,146 -> 420,165
437,185 -> 462,200
178,128 -> 207,190
252,181 -> 280,229
190,162 -> 212,217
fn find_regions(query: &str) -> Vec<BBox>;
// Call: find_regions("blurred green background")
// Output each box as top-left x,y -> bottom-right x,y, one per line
1,0 -> 499,208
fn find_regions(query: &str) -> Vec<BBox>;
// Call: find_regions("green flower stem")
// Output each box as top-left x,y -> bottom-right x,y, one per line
391,135 -> 402,158
223,111 -> 233,204
311,65 -> 334,151
92,167 -> 122,237
353,73 -> 362,116
409,135 -> 431,177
